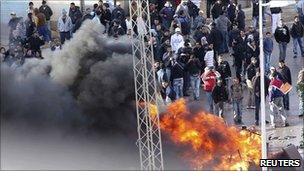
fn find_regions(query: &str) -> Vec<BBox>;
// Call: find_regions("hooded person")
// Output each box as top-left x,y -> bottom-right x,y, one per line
274,19 -> 290,61
57,9 -> 72,44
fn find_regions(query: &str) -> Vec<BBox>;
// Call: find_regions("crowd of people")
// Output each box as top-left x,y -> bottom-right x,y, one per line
0,0 -> 303,127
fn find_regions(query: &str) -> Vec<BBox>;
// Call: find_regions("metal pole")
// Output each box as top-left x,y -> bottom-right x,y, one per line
259,0 -> 267,170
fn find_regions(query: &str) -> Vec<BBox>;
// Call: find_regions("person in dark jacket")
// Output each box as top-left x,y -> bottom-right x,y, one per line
69,3 -> 82,33
216,55 -> 231,87
39,0 -> 53,39
290,16 -> 304,58
252,0 -> 259,29
244,39 -> 259,75
109,20 -> 125,38
246,57 -> 259,109
186,55 -> 202,100
252,68 -> 270,125
160,1 -> 175,29
212,79 -> 228,118
177,10 -> 191,36
263,32 -> 273,74
233,30 -> 247,81
208,23 -> 223,56
27,31 -> 45,58
211,0 -> 223,20
207,0 -> 216,19
160,81 -> 176,105
99,4 -> 112,34
236,4 -> 245,31
25,13 -> 36,38
193,41 -> 206,69
227,1 -> 237,26
171,59 -> 185,99
274,19 -> 290,61
278,60 -> 292,110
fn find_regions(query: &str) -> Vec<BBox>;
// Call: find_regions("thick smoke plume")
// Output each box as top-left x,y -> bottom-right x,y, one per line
1,20 -> 136,132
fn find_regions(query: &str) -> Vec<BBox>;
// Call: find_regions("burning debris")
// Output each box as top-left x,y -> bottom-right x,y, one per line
150,99 -> 261,170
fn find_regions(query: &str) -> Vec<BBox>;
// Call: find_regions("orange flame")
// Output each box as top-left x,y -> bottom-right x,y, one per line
150,99 -> 261,170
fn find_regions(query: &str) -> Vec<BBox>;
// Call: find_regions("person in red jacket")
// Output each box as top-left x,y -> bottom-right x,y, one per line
201,66 -> 220,113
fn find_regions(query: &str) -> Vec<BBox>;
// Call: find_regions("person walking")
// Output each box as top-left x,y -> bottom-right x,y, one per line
231,77 -> 244,124
269,72 -> 289,128
216,55 -> 231,88
171,59 -> 185,99
252,68 -> 270,125
274,19 -> 290,61
278,60 -> 292,111
270,6 -> 282,34
57,9 -> 72,44
252,0 -> 259,29
263,32 -> 273,74
236,4 -> 245,31
290,16 -> 304,58
297,69 -> 304,117
246,57 -> 259,109
201,66 -> 219,113
208,23 -> 223,56
186,55 -> 202,100
39,0 -> 53,39
160,1 -> 175,30
212,79 -> 228,118
215,10 -> 231,54
33,8 -> 50,43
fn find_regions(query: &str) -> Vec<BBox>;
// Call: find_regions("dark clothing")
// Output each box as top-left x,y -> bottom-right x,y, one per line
187,1 -> 199,18
186,58 -> 202,76
290,21 -> 304,38
171,62 -> 185,81
270,7 -> 282,14
228,28 -> 240,47
109,25 -> 125,37
216,61 -> 231,84
100,9 -> 112,27
263,37 -> 273,54
246,63 -> 258,81
27,35 -> 44,53
278,66 -> 292,85
25,19 -> 36,38
211,3 -> 223,20
227,3 -> 236,24
212,85 -> 228,104
69,6 -> 82,24
274,26 -> 290,43
208,27 -> 223,53
253,75 -> 270,98
178,16 -> 191,35
39,5 -> 53,21
236,10 -> 245,30
252,1 -> 259,17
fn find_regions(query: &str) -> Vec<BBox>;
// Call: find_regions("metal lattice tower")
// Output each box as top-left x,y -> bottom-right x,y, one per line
129,0 -> 164,170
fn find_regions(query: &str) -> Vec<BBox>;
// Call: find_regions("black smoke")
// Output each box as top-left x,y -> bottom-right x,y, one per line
1,20 -> 136,133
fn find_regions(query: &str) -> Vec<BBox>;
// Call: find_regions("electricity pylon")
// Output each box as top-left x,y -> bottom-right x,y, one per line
129,0 -> 164,170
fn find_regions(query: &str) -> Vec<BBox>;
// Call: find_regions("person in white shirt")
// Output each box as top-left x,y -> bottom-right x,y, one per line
170,27 -> 184,53
57,9 -> 72,44
204,44 -> 215,67
125,15 -> 132,33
